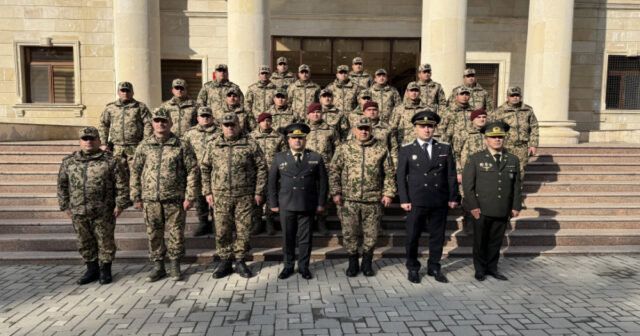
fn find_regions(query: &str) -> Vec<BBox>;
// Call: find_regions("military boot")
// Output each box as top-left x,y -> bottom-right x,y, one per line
346,254 -> 359,277
212,259 -> 233,279
361,251 -> 375,277
169,259 -> 182,281
193,218 -> 213,237
146,260 -> 166,282
265,218 -> 276,236
235,259 -> 253,278
98,262 -> 112,284
250,220 -> 264,235
77,261 -> 99,285
316,216 -> 329,235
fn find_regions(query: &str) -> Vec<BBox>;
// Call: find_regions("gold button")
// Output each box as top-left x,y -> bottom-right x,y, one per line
424,184 -> 428,187
434,173 -> 437,176
293,176 -> 296,179
498,180 -> 502,183
498,173 -> 502,176
417,164 -> 420,167
293,187 -> 297,190
498,187 -> 502,191
498,195 -> 501,198
435,184 -> 438,187
424,173 -> 427,176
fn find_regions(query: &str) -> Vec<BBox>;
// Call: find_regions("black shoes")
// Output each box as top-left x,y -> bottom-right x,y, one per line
265,219 -> 276,236
475,272 -> 486,281
346,254 -> 359,277
77,261 -> 100,285
361,252 -> 375,277
193,219 -> 213,237
278,267 -> 312,279
212,259 -> 233,279
298,268 -> 313,279
278,267 -> 295,279
98,262 -> 112,284
234,260 -> 253,278
487,271 -> 508,281
427,269 -> 449,283
316,217 -> 329,235
408,270 -> 420,283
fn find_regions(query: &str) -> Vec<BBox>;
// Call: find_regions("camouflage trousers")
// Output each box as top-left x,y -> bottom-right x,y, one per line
72,213 -> 116,263
339,200 -> 381,255
506,143 -> 530,179
214,194 -> 253,260
196,195 -> 213,223
144,200 -> 186,262
112,144 -> 136,190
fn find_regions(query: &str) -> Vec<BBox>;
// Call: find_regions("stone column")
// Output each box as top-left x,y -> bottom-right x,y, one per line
420,0 -> 467,96
524,0 -> 579,144
113,0 -> 162,107
227,0 -> 270,92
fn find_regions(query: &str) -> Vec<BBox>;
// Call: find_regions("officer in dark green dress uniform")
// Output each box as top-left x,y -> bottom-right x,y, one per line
462,121 -> 522,281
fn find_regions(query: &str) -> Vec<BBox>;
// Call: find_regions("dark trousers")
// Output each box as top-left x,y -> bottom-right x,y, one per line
473,214 -> 508,274
280,209 -> 313,270
405,206 -> 448,272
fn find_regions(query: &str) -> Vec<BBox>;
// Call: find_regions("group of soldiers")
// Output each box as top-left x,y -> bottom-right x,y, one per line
57,56 -> 538,285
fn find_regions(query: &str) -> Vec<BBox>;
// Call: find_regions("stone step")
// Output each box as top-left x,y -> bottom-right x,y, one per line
0,152 -> 69,162
0,142 -> 77,153
523,192 -> 640,204
536,146 -> 640,155
525,162 -> 640,172
0,172 -> 58,183
525,171 -> 640,182
0,162 -> 61,172
523,181 -> 640,193
530,154 -> 640,163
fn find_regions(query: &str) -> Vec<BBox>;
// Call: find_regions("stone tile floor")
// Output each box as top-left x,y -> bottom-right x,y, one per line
1,256 -> 639,335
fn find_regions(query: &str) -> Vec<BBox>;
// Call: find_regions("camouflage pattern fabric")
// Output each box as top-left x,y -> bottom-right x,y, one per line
490,102 -> 539,148
181,124 -> 220,161
245,80 -> 277,119
72,213 -> 116,263
447,83 -> 494,112
99,99 -> 152,145
248,128 -> 286,169
453,125 -> 486,174
346,118 -> 398,166
325,79 -> 361,114
267,105 -> 301,131
305,120 -> 341,171
213,194 -> 254,260
197,80 -> 244,109
143,200 -> 186,261
406,79 -> 447,113
213,104 -> 256,134
438,102 -> 475,145
370,83 -> 402,124
287,80 -> 321,118
391,98 -> 427,146
159,97 -> 199,138
349,71 -> 373,89
270,71 -> 296,90
339,201 -> 381,254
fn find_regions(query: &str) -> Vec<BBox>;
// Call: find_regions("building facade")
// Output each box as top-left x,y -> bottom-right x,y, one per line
0,0 -> 638,143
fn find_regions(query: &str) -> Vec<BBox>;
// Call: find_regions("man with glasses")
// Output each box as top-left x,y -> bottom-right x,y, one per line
271,57 -> 296,90
197,64 -> 244,109
326,65 -> 361,115
463,121 -> 521,282
370,69 -> 402,124
348,89 -> 374,122
267,88 -> 300,131
214,87 -> 256,134
316,89 -> 350,141
130,108 -> 200,282
349,57 -> 373,89
160,78 -> 198,138
392,82 -> 427,146
448,68 -> 494,112
406,64 -> 447,113
288,64 -> 321,120
246,65 -> 277,120
438,87 -> 475,145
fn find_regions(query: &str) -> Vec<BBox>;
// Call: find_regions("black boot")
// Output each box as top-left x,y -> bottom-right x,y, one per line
212,259 -> 233,278
346,254 -> 359,277
316,216 -> 329,235
361,251 -> 375,277
265,218 -> 276,236
235,259 -> 253,278
193,218 -> 213,237
99,262 -> 112,284
77,261 -> 99,285
250,220 -> 264,235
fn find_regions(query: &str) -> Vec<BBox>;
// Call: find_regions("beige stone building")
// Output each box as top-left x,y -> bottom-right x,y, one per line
0,0 -> 638,143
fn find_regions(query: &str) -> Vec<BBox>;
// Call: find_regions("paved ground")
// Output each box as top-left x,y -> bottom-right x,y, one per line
1,256 -> 639,336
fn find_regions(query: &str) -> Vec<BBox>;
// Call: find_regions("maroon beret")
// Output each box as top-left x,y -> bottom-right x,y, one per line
257,112 -> 272,123
470,109 -> 487,121
306,102 -> 321,114
362,101 -> 378,111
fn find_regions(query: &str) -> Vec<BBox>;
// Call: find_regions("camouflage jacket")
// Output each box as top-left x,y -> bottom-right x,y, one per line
453,125 -> 485,174
370,83 -> 402,123
392,98 -> 427,146
130,134 -> 200,202
57,150 -> 130,216
99,99 -> 152,145
490,102 -> 539,147
346,118 -> 398,166
200,135 -> 267,197
287,79 -> 321,118
348,71 -> 373,89
406,79 -> 447,113
213,103 -> 256,134
197,80 -> 244,109
267,104 -> 300,132
245,80 -> 277,119
314,105 -> 350,141
182,124 -> 220,161
447,82 -> 494,112
439,102 -> 474,145
270,70 -> 296,90
329,137 -> 396,202
325,79 -> 361,113
159,97 -> 198,138
249,127 -> 286,169
306,120 -> 341,170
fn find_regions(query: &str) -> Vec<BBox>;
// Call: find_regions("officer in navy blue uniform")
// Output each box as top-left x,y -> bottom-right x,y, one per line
397,110 -> 459,284
269,123 -> 328,280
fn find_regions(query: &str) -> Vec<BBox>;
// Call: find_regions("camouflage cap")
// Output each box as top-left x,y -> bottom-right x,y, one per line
283,123 -> 310,138
79,126 -> 99,139
406,82 -> 420,91
118,81 -> 133,91
172,78 -> 187,88
418,63 -> 432,72
277,56 -> 288,65
481,121 -> 510,137
225,87 -> 240,96
456,86 -> 471,95
152,107 -> 172,121
463,68 -> 476,76
215,64 -> 228,71
411,110 -> 439,126
198,106 -> 213,116
258,65 -> 271,74
337,65 -> 349,72
507,86 -> 522,96
355,116 -> 373,129
298,64 -> 310,72
375,68 -> 387,76
221,112 -> 239,125
352,57 -> 363,64
274,87 -> 288,97
358,89 -> 372,99
319,88 -> 333,96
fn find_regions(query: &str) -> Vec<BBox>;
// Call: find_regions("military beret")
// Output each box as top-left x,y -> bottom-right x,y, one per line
225,87 -> 239,96
406,82 -> 420,91
79,126 -> 99,139
352,57 -> 363,64
362,101 -> 378,111
283,123 -> 310,138
418,63 -> 431,72
470,109 -> 487,121
307,102 -> 322,114
456,86 -> 471,95
298,64 -> 310,72
198,106 -> 213,116
215,64 -> 228,71
319,88 -> 333,96
411,110 -> 439,126
118,81 -> 133,91
481,121 -> 510,137
172,78 -> 187,88
152,107 -> 171,121
355,116 -> 373,129
274,88 -> 288,97
257,112 -> 272,123
508,86 -> 522,96
277,57 -> 288,65
375,68 -> 387,76
337,65 -> 349,72
221,113 -> 239,125
463,68 -> 476,76
259,65 -> 271,74
358,90 -> 372,99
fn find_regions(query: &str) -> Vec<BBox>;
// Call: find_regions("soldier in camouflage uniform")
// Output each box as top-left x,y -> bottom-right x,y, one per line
130,108 -> 200,282
439,86 -> 475,145
347,101 -> 399,166
316,89 -> 351,141
489,86 -> 539,179
58,127 -> 130,285
249,112 -> 286,236
370,69 -> 402,124
349,57 -> 373,89
213,87 -> 256,134
267,88 -> 300,131
182,107 -> 220,237
197,64 -> 244,109
99,81 -> 152,188
200,113 -> 268,279
245,65 -> 277,120
392,82 -> 427,146
405,64 -> 447,113
287,64 -> 321,119
349,89 -> 373,117
330,117 -> 396,277
326,65 -> 361,115
271,56 -> 296,90
159,78 -> 198,138
447,68 -> 494,112
305,103 -> 341,235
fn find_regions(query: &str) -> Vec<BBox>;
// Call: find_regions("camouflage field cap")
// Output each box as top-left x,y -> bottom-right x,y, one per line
375,68 -> 387,76
172,78 -> 187,88
337,65 -> 349,72
225,87 -> 240,96
152,107 -> 172,121
507,86 -> 522,96
259,65 -> 271,74
418,63 -> 432,72
411,110 -> 439,126
355,116 -> 373,129
274,87 -> 288,97
406,82 -> 420,91
456,86 -> 471,95
283,123 -> 310,138
319,88 -> 333,96
352,57 -> 363,64
463,68 -> 476,76
481,121 -> 510,137
298,64 -> 310,72
79,126 -> 99,139
358,89 -> 372,99
198,106 -> 213,116
215,64 -> 228,71
277,57 -> 288,65
221,113 -> 239,125
118,81 -> 133,91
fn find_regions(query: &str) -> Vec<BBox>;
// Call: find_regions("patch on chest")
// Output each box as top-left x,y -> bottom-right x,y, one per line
279,162 -> 288,169
479,162 -> 493,171
308,160 -> 318,164
411,155 -> 418,160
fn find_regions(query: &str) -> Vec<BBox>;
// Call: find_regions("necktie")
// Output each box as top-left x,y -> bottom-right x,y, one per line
295,153 -> 302,167
494,153 -> 501,163
422,143 -> 430,160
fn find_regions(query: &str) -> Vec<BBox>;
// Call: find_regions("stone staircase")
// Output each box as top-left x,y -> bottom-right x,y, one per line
1,141 -> 640,264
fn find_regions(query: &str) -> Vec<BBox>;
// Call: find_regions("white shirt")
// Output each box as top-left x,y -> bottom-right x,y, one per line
416,138 -> 433,158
